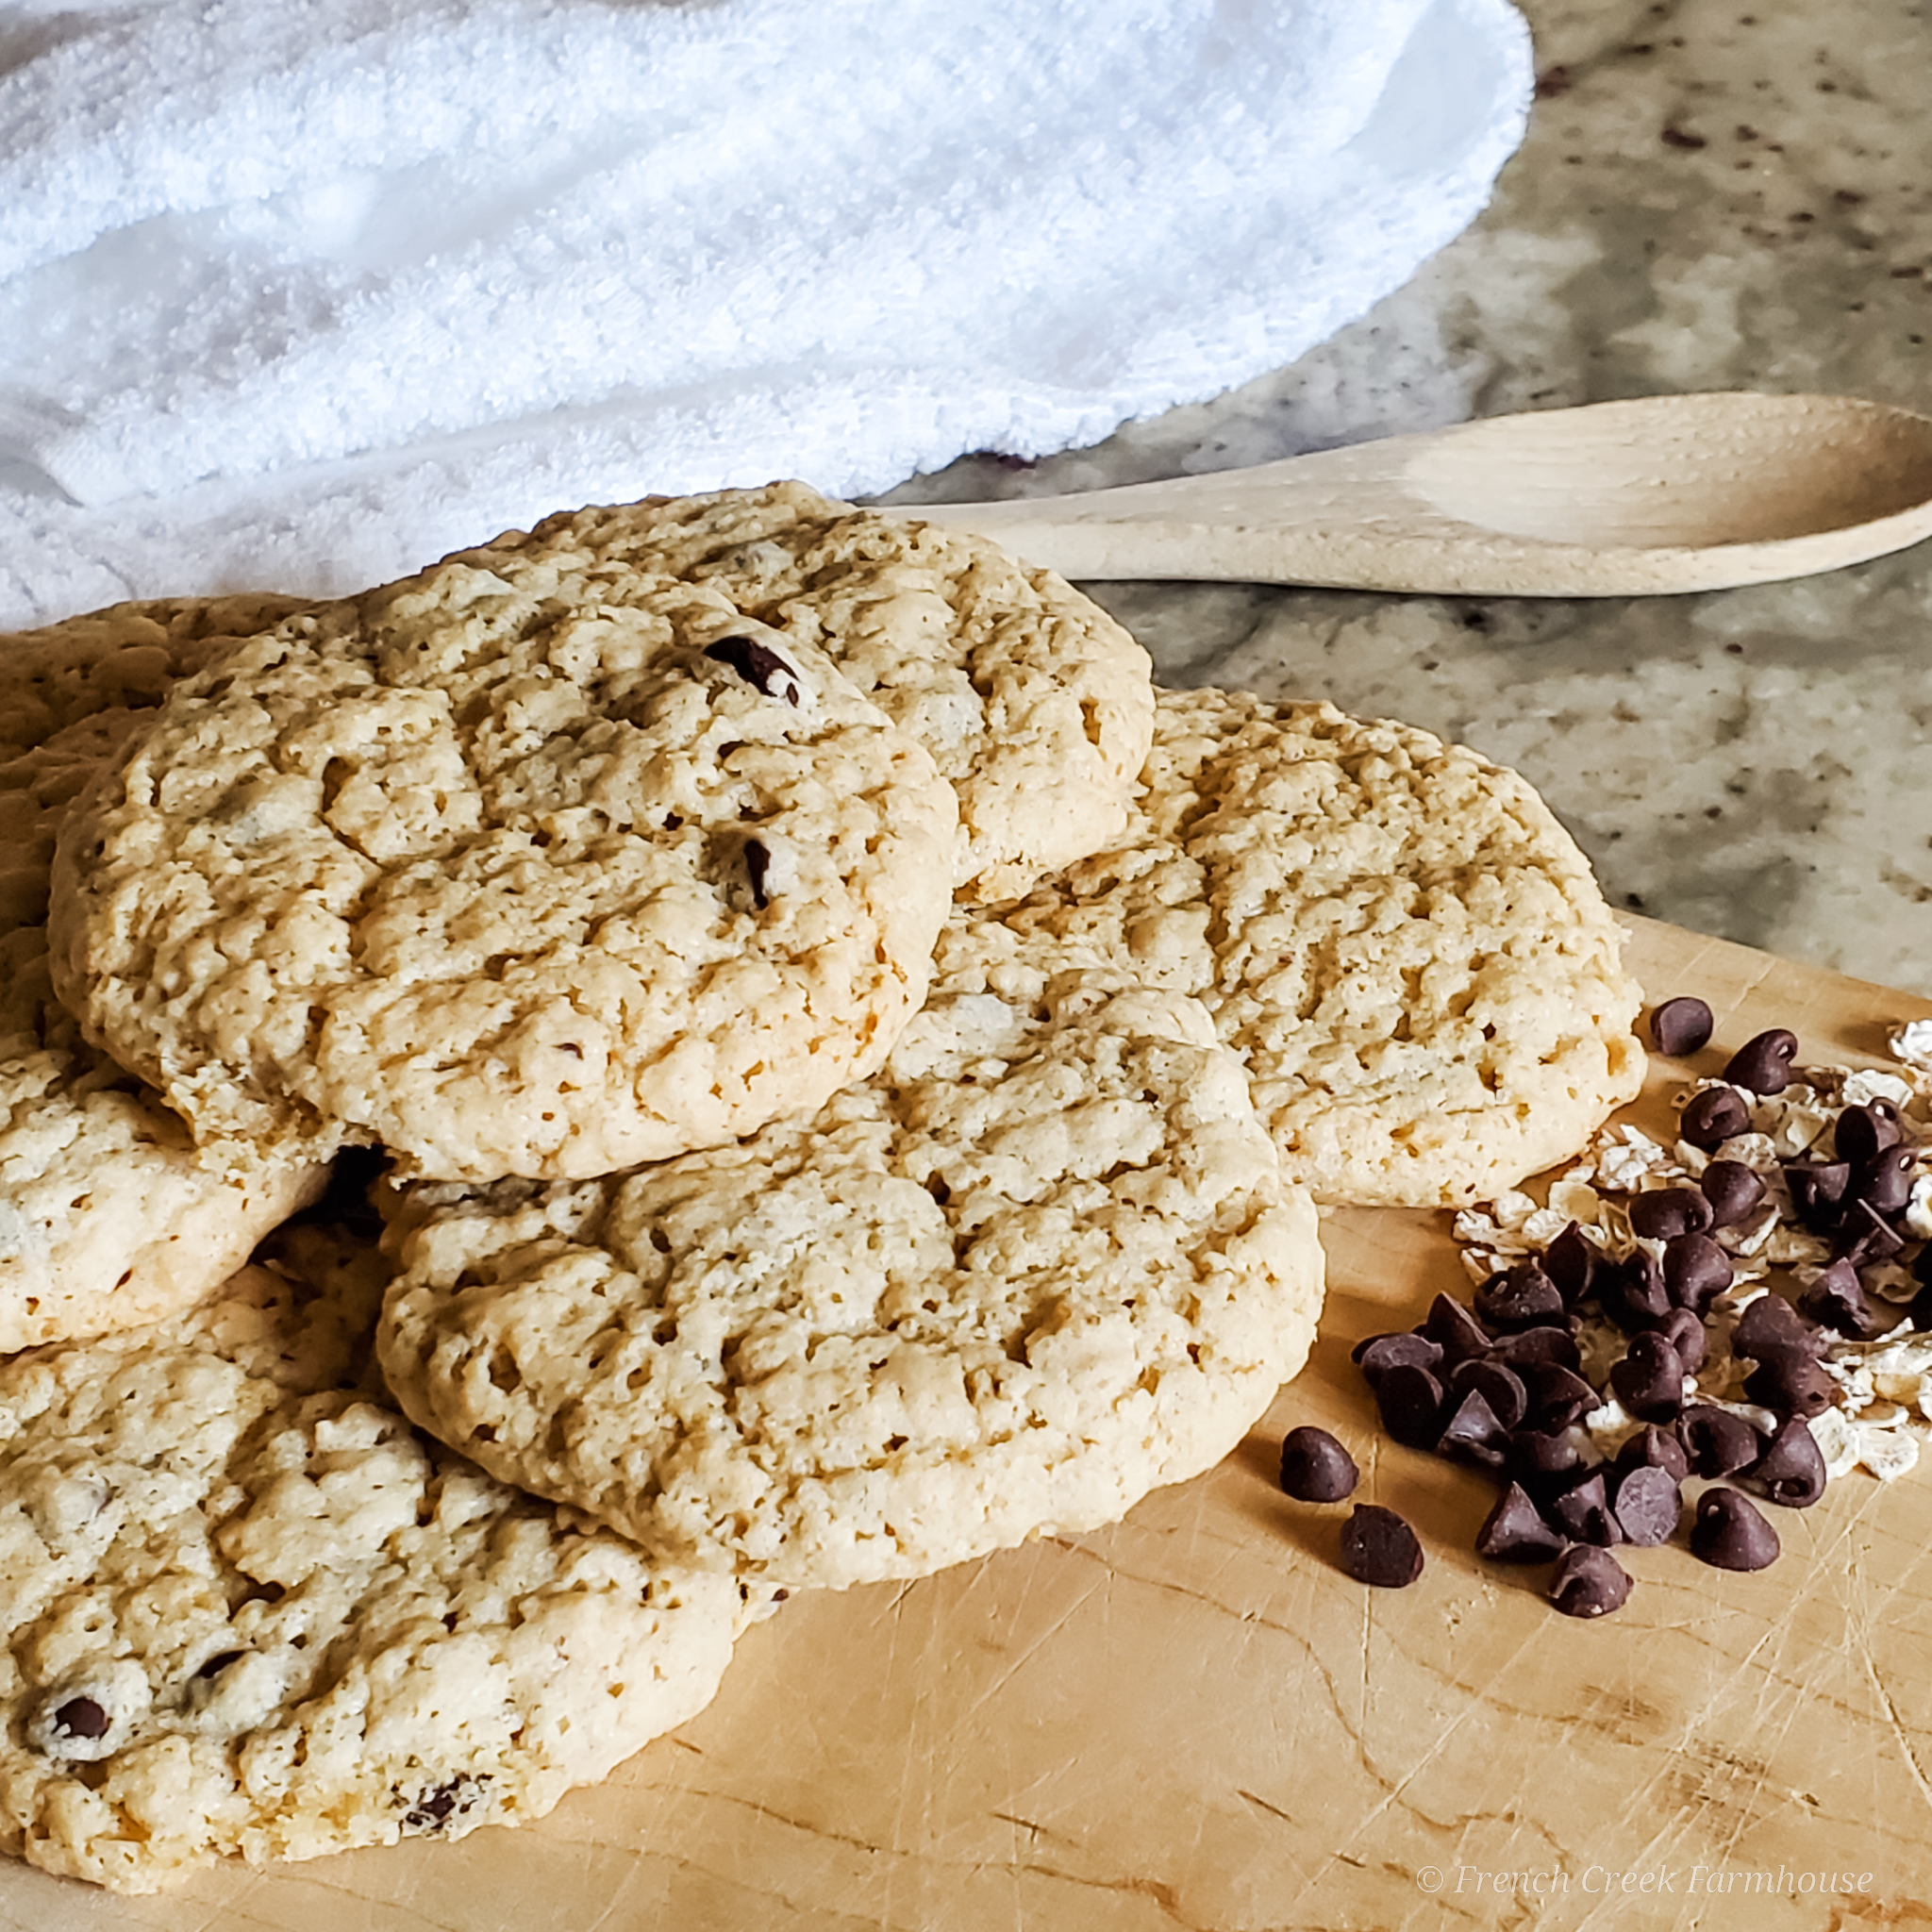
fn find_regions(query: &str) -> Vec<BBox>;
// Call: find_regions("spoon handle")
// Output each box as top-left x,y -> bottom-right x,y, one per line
901,394 -> 1932,597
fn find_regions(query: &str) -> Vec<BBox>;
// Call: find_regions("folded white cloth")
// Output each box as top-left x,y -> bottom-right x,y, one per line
0,0 -> 1530,626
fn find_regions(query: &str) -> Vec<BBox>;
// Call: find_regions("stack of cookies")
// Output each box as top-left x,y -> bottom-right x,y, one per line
0,484 -> 1645,1892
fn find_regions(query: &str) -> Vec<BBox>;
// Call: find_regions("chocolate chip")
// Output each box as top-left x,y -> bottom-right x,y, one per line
1838,1199 -> 1906,1268
1616,1424 -> 1690,1484
1418,1293 -> 1493,1364
1785,1160 -> 1852,1232
1690,1487 -> 1781,1570
1742,1351 -> 1833,1419
1649,995 -> 1714,1056
1731,1293 -> 1821,1362
1339,1505 -> 1424,1587
1489,1324 -> 1582,1374
51,1696 -> 108,1740
1679,1085 -> 1751,1151
1796,1258 -> 1876,1339
1699,1159 -> 1766,1228
1521,1362 -> 1598,1433
1541,1223 -> 1597,1305
1507,1427 -> 1586,1488
1475,1482 -> 1567,1563
1628,1188 -> 1713,1241
1373,1363 -> 1446,1449
194,1650 -> 245,1680
1676,1404 -> 1764,1478
1448,1358 -> 1528,1431
1662,1232 -> 1732,1314
1474,1262 -> 1564,1332
1655,1306 -> 1708,1374
1437,1390 -> 1509,1468
742,838 -> 773,909
1599,1250 -> 1671,1331
1723,1028 -> 1799,1095
1609,1333 -> 1688,1422
1353,1332 -> 1444,1386
1550,1546 -> 1633,1617
1278,1427 -> 1358,1502
1853,1143 -> 1917,1215
704,634 -> 803,704
1612,1464 -> 1682,1546
402,1776 -> 491,1832
1549,1473 -> 1622,1546
1835,1100 -> 1902,1169
1747,1415 -> 1828,1508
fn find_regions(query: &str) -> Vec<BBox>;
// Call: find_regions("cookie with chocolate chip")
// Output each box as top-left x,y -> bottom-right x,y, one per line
0,596 -> 328,1351
966,688 -> 1645,1207
376,931 -> 1324,1590
0,1241 -> 763,1892
473,481 -> 1156,901
47,556 -> 959,1181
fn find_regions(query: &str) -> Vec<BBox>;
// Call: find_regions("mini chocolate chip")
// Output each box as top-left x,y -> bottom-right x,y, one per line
1699,1159 -> 1766,1228
1476,1482 -> 1568,1563
1747,1415 -> 1828,1507
1616,1424 -> 1690,1485
1690,1487 -> 1781,1570
1339,1505 -> 1424,1588
1550,1473 -> 1623,1546
1278,1426 -> 1358,1502
1835,1100 -> 1903,1169
704,634 -> 803,704
1612,1464 -> 1682,1547
1629,1187 -> 1713,1241
1731,1293 -> 1821,1362
1649,995 -> 1714,1057
1679,1086 -> 1751,1151
1507,1427 -> 1585,1488
1418,1293 -> 1493,1364
1374,1363 -> 1446,1448
1448,1358 -> 1528,1431
1551,1545 -> 1633,1618
1676,1405 -> 1763,1478
1489,1324 -> 1582,1374
1353,1332 -> 1444,1386
1655,1306 -> 1708,1374
1853,1143 -> 1918,1215
1723,1028 -> 1799,1095
1796,1258 -> 1877,1339
742,838 -> 773,909
1599,1250 -> 1672,1332
52,1696 -> 108,1740
1437,1390 -> 1509,1468
1521,1362 -> 1598,1433
194,1650 -> 245,1680
1785,1160 -> 1853,1232
1474,1262 -> 1565,1332
1661,1232 -> 1732,1316
1541,1223 -> 1597,1305
1838,1200 -> 1906,1268
1609,1333 -> 1688,1422
1742,1351 -> 1833,1419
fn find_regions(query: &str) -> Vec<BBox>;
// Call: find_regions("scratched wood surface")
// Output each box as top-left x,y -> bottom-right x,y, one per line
5,917 -> 1931,1932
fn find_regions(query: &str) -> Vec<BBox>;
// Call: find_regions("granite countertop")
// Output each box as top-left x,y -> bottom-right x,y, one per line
886,0 -> 1932,1001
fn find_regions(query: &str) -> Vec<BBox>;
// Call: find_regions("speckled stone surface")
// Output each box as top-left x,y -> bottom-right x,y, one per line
885,0 -> 1932,998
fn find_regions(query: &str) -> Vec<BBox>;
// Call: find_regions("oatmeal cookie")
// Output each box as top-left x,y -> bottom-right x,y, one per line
48,556 -> 958,1181
475,481 -> 1155,900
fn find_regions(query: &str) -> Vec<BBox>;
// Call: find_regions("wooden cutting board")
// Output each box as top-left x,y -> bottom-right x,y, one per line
7,916 -> 1931,1932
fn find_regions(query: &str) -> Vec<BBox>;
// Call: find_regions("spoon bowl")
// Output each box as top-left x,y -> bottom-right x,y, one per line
905,392 -> 1932,596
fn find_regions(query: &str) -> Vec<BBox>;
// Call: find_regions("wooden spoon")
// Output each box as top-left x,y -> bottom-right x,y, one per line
904,392 -> 1932,595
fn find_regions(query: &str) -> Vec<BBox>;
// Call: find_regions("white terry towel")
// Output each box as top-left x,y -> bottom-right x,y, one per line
0,0 -> 1532,626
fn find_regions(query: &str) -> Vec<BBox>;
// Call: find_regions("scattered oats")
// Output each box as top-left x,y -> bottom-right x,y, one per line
1459,1248 -> 1494,1286
1808,1408 -> 1862,1480
1717,1203 -> 1781,1259
1867,1258 -> 1922,1305
1490,1191 -> 1540,1230
1522,1207 -> 1578,1248
1581,1394 -> 1640,1458
1595,1131 -> 1674,1192
1764,1225 -> 1833,1269
1890,1019 -> 1932,1074
1907,1175 -> 1932,1243
1859,1428 -> 1920,1482
1698,1393 -> 1781,1437
1841,1069 -> 1917,1111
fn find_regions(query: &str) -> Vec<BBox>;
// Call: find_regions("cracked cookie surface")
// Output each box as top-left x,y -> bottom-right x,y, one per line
474,481 -> 1155,901
0,596 -> 326,1351
376,927 -> 1324,1591
975,689 -> 1645,1208
48,556 -> 958,1181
